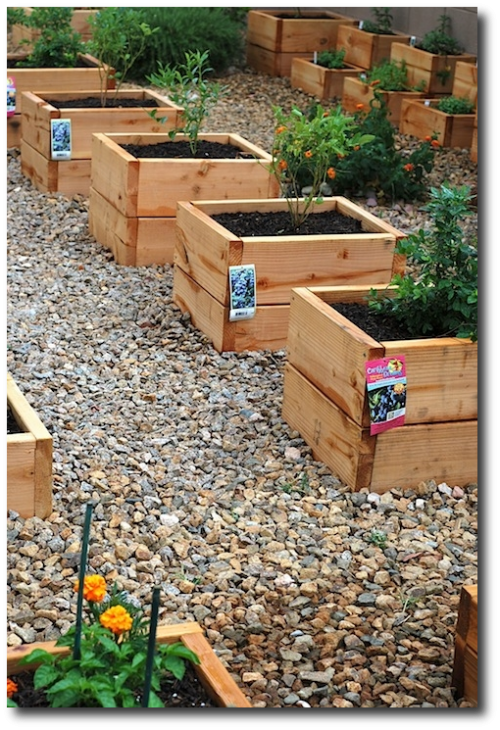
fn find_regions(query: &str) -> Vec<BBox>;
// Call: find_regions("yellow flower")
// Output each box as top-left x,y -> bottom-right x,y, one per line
7,679 -> 18,698
327,167 -> 336,180
100,605 -> 133,635
74,575 -> 107,603
304,150 -> 313,158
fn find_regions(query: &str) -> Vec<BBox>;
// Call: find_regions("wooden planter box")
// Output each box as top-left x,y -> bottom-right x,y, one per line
282,285 -> 477,492
291,57 -> 364,100
341,76 -> 425,126
336,24 -> 411,70
390,43 -> 477,96
7,373 -> 52,519
20,90 -> 183,196
246,9 -> 357,77
11,8 -> 99,50
88,132 -> 278,267
173,199 -> 406,353
399,98 -> 475,148
453,60 -> 478,107
6,52 -> 114,149
7,621 -> 252,708
470,109 -> 478,163
452,585 -> 478,705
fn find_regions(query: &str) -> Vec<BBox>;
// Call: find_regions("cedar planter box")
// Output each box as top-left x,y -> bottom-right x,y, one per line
336,24 -> 411,71
452,585 -> 478,705
246,9 -> 357,77
20,90 -> 183,196
6,52 -> 115,149
341,76 -> 425,126
88,132 -> 278,267
7,621 -> 252,708
11,8 -> 99,50
399,98 -> 475,148
282,285 -> 477,492
390,43 -> 477,96
291,57 -> 364,100
173,199 -> 406,353
453,60 -> 478,107
7,373 -> 52,519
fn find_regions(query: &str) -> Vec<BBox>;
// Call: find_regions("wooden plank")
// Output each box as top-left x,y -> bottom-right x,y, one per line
172,266 -> 291,353
7,115 -> 22,147
7,436 -> 36,517
452,61 -> 478,106
246,10 -> 357,53
91,133 -> 139,216
390,44 -> 476,95
453,585 -> 478,704
291,57 -> 363,100
336,25 -> 410,70
20,140 -> 55,193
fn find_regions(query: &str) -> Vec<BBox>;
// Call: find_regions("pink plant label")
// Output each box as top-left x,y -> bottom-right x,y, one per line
365,356 -> 407,435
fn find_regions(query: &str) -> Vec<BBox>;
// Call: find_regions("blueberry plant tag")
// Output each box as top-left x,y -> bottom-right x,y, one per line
229,264 -> 256,321
7,76 -> 16,117
365,356 -> 407,435
410,35 -> 417,46
50,118 -> 72,160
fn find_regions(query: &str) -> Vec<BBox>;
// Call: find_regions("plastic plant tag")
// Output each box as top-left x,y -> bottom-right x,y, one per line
229,264 -> 256,321
50,119 -> 72,160
424,99 -> 431,106
365,356 -> 407,435
313,51 -> 318,64
410,35 -> 417,46
359,20 -> 364,30
7,77 -> 16,117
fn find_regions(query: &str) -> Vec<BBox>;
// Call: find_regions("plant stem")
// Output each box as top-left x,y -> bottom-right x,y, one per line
142,586 -> 161,707
73,502 -> 94,660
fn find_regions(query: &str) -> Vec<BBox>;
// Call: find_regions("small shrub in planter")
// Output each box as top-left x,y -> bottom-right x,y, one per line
11,7 -> 86,68
418,14 -> 464,57
436,95 -> 476,115
362,58 -> 425,92
316,47 -> 348,69
360,6 -> 395,35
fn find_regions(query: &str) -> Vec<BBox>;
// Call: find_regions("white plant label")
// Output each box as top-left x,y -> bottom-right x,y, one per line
50,119 -> 72,160
229,264 -> 256,321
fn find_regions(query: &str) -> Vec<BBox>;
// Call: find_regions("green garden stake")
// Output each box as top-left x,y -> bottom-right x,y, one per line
142,586 -> 161,707
73,502 -> 94,661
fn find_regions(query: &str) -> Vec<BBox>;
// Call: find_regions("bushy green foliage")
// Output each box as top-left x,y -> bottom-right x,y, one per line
316,48 -> 347,69
368,183 -> 477,341
436,95 -> 475,114
325,93 -> 437,202
361,7 -> 393,34
119,7 -> 246,81
364,59 -> 425,92
418,14 -> 463,55
14,7 -> 85,68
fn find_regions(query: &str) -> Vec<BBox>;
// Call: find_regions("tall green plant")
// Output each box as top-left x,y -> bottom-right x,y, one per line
146,50 -> 227,155
368,183 -> 477,341
14,7 -> 85,68
361,7 -> 394,34
87,8 -> 158,106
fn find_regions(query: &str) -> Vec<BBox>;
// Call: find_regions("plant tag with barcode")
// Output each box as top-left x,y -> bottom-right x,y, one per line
229,264 -> 256,321
50,119 -> 72,160
365,356 -> 407,435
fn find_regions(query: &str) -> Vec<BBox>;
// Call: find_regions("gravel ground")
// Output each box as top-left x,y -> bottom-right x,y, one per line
7,68 -> 478,710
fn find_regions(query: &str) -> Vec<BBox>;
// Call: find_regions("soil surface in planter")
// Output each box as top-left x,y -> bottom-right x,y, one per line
333,302 -> 424,340
212,209 -> 365,237
7,59 -> 95,69
45,97 -> 159,109
10,662 -> 218,707
7,406 -> 23,435
120,140 -> 255,160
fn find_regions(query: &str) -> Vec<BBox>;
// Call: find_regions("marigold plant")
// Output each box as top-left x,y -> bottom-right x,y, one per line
269,103 -> 373,230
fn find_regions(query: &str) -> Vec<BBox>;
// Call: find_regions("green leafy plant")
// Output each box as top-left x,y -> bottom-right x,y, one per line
281,472 -> 311,495
418,14 -> 463,56
87,7 -> 158,106
367,529 -> 388,549
8,504 -> 200,708
7,7 -> 27,29
361,7 -> 394,34
146,49 -> 227,155
316,48 -> 347,70
269,103 -> 374,230
363,59 -> 426,92
436,95 -> 475,114
14,7 -> 86,68
368,182 -> 477,341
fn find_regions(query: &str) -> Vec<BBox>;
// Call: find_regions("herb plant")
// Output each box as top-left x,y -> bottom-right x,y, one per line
418,14 -> 463,56
87,7 -> 158,106
316,48 -> 347,70
363,59 -> 425,92
8,504 -> 200,708
146,49 -> 227,155
361,7 -> 394,35
269,104 -> 374,230
436,95 -> 475,114
368,182 -> 477,341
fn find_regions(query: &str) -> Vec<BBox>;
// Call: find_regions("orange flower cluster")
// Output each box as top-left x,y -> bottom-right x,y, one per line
100,605 -> 133,635
327,167 -> 336,180
277,159 -> 287,171
275,125 -> 286,135
425,135 -> 432,142
431,139 -> 440,148
304,150 -> 313,158
356,103 -> 364,110
403,163 -> 414,172
74,575 -> 107,603
7,679 -> 18,698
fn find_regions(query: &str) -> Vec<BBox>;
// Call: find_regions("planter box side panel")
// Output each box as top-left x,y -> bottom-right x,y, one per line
336,25 -> 410,69
399,100 -> 474,148
291,58 -> 362,100
452,61 -> 478,106
91,133 -> 139,217
452,585 -> 478,704
173,266 -> 290,353
20,140 -> 55,193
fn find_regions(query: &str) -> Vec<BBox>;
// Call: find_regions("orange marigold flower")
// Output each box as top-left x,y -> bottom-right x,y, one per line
431,139 -> 440,148
403,163 -> 414,172
323,111 -> 330,117
277,159 -> 287,171
356,103 -> 364,110
327,167 -> 336,180
7,679 -> 18,698
74,575 -> 107,603
275,125 -> 286,134
353,145 -> 360,151
100,605 -> 133,635
424,135 -> 432,142
370,79 -> 380,87
304,150 -> 313,158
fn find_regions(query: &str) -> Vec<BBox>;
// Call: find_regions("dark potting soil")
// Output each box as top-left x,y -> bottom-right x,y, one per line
332,302 -> 417,341
44,98 -> 159,109
120,140 -> 255,160
211,209 -> 365,237
7,58 -> 93,69
10,662 -> 218,708
7,406 -> 23,435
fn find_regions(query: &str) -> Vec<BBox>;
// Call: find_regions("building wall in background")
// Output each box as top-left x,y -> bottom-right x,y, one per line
254,7 -> 478,55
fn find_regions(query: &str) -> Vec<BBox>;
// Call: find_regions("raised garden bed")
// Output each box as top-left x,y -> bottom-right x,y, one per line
390,42 -> 476,96
399,97 -> 475,148
290,56 -> 364,100
335,23 -> 411,71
